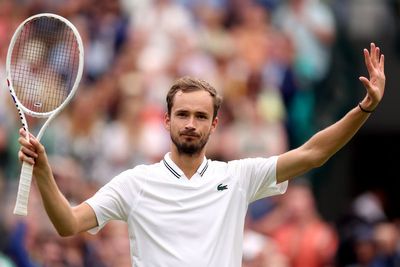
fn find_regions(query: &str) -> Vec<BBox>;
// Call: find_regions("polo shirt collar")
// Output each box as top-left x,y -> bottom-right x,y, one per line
163,153 -> 209,179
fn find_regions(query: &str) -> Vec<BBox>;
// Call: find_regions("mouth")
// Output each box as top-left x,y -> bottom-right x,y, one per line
180,132 -> 200,138
181,134 -> 198,138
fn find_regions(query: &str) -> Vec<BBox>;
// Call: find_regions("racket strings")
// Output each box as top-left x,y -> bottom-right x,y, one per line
10,16 -> 80,113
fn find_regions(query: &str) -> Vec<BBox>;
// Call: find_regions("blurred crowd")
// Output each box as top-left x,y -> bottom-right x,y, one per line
0,0 -> 399,266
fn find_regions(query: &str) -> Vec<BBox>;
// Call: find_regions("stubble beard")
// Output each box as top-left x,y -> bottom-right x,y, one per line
171,131 -> 210,156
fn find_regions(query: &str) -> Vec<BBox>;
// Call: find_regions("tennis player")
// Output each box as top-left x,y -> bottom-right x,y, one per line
18,43 -> 385,266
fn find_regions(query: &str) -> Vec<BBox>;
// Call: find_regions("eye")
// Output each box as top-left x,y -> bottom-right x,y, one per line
176,111 -> 188,118
197,114 -> 208,120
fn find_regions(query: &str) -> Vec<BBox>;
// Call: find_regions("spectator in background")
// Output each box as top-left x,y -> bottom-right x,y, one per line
52,89 -> 106,184
208,2 -> 289,160
0,123 -> 9,177
230,3 -> 272,74
0,252 -> 15,267
335,0 -> 395,46
371,222 -> 400,267
93,221 -> 131,267
84,1 -> 130,81
242,223 -> 289,267
93,82 -> 170,184
345,226 -> 377,267
0,200 -> 15,267
344,222 -> 400,267
336,190 -> 388,266
252,180 -> 338,267
331,0 -> 396,109
273,0 -> 336,147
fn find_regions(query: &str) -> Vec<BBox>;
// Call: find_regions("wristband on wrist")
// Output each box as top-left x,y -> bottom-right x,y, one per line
358,103 -> 374,113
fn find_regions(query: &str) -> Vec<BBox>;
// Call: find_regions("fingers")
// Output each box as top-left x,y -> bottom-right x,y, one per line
359,76 -> 370,90
18,128 -> 40,149
364,43 -> 384,73
18,128 -> 44,165
371,43 -> 379,67
358,76 -> 376,100
363,48 -> 373,74
375,46 -> 380,65
359,42 -> 386,111
19,128 -> 32,140
21,146 -> 38,159
370,43 -> 380,67
18,150 -> 35,165
380,54 -> 385,73
371,43 -> 384,68
18,133 -> 36,165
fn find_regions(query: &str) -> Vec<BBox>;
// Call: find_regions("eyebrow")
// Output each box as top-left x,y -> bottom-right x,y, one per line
174,109 -> 210,117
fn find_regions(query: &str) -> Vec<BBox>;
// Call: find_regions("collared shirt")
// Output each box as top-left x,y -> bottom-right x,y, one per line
86,153 -> 288,267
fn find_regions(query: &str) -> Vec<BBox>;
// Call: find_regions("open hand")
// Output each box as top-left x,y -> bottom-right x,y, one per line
359,43 -> 386,112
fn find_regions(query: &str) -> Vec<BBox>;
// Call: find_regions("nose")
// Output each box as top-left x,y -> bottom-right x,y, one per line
185,116 -> 196,130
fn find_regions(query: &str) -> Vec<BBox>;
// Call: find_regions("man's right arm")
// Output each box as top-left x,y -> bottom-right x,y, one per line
18,129 -> 98,236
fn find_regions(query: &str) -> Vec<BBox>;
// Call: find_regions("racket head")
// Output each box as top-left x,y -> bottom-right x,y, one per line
6,13 -> 84,118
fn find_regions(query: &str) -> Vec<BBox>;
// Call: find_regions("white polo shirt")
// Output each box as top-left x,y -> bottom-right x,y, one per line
85,153 -> 288,267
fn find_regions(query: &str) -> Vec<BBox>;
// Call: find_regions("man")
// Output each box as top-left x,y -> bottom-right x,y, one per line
18,43 -> 385,266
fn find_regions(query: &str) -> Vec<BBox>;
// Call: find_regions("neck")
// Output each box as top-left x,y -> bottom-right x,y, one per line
170,147 -> 205,179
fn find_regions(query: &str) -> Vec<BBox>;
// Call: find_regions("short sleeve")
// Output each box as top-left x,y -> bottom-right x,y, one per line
232,156 -> 288,203
85,170 -> 135,234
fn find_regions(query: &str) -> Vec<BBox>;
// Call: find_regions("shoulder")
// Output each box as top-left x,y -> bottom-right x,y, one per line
226,156 -> 278,168
208,156 -> 278,173
98,163 -> 161,197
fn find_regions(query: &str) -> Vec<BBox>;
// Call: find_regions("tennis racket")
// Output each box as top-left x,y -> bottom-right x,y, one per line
6,13 -> 84,216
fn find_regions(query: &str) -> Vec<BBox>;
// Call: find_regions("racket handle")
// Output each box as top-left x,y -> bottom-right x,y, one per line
13,161 -> 34,216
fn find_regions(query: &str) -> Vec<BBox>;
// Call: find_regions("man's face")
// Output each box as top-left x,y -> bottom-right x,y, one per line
165,90 -> 218,156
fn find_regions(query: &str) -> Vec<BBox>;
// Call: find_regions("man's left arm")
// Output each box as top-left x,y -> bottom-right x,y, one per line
276,43 -> 386,183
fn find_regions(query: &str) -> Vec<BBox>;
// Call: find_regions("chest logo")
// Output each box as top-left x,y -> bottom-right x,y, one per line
217,183 -> 228,191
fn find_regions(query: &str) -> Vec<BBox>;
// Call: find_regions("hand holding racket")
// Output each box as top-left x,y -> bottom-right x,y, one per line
6,13 -> 84,216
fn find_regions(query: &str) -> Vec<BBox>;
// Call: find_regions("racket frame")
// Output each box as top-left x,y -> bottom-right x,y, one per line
6,13 -> 84,215
6,12 -> 84,139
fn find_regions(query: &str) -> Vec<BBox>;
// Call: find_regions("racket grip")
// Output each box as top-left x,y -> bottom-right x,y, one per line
13,161 -> 34,216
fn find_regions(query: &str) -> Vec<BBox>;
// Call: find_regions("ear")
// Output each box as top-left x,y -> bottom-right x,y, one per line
210,117 -> 218,133
164,112 -> 171,131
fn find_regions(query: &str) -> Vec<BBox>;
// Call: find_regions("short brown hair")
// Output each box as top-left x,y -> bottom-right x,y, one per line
166,76 -> 222,119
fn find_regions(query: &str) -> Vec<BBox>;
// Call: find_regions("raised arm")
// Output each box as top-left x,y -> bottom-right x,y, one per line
18,129 -> 98,236
277,43 -> 386,183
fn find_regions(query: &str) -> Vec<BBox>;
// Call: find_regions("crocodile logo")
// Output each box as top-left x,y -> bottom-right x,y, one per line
217,183 -> 228,191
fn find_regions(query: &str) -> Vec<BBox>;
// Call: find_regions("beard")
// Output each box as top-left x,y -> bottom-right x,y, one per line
171,130 -> 211,156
